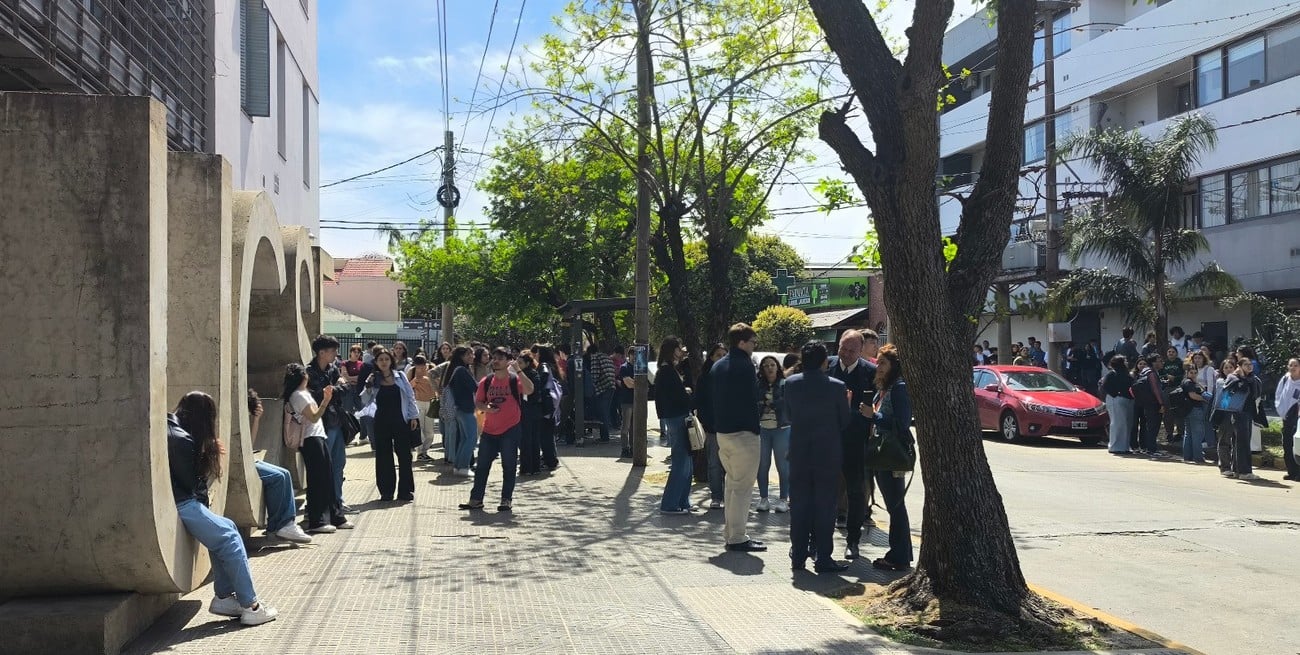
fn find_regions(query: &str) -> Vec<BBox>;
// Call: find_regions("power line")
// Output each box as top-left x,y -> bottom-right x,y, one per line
320,147 -> 443,188
437,0 -> 451,130
470,0 -> 528,186
461,0 -> 501,138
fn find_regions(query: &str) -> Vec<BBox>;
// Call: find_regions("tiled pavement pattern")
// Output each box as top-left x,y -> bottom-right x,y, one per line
123,437 -> 1188,655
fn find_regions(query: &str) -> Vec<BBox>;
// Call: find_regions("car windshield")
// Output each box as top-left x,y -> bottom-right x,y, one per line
1002,371 -> 1074,392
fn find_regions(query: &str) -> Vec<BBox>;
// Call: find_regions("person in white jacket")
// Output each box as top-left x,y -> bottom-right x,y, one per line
364,347 -> 422,501
1275,358 -> 1300,481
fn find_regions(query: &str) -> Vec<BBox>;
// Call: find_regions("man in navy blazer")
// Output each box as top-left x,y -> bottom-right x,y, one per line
827,329 -> 877,560
786,341 -> 852,572
710,323 -> 765,553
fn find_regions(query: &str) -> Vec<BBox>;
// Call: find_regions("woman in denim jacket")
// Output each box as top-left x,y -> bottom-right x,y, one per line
365,347 -> 421,501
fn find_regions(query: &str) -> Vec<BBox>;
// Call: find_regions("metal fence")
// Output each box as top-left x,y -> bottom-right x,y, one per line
0,0 -> 209,151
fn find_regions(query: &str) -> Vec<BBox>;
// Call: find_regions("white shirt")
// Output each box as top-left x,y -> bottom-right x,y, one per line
1172,338 -> 1191,360
1275,374 -> 1300,418
842,358 -> 859,374
290,389 -> 327,438
1196,365 -> 1216,393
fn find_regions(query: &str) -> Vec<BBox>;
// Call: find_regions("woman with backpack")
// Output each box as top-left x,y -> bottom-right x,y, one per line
170,391 -> 280,626
1102,356 -> 1135,454
284,363 -> 353,533
517,352 -> 548,476
365,347 -> 421,501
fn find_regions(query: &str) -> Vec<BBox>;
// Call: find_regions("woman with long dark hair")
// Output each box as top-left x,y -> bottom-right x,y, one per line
696,342 -> 728,508
472,346 -> 492,383
170,391 -> 279,626
655,336 -> 695,514
755,355 -> 790,514
433,342 -> 453,366
442,345 -> 480,476
1102,355 -> 1135,454
863,344 -> 913,571
283,364 -> 351,533
365,348 -> 421,501
534,345 -> 561,470
391,341 -> 412,372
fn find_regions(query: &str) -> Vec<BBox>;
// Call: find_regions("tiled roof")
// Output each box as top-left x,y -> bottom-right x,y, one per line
338,257 -> 392,279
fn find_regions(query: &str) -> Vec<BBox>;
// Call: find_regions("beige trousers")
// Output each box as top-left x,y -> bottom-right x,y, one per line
716,431 -> 760,545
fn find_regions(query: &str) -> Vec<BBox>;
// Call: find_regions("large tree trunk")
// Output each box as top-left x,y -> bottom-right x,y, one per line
809,0 -> 1038,617
705,238 -> 736,344
652,207 -> 705,377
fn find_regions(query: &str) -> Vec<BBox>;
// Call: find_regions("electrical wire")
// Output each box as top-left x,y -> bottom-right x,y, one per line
469,0 -> 529,187
320,147 -> 443,188
461,0 -> 501,138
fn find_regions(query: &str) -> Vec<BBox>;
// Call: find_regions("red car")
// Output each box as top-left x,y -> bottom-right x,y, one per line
972,365 -> 1108,445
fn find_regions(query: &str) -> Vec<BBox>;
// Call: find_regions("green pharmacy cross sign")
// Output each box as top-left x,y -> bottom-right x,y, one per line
783,276 -> 870,310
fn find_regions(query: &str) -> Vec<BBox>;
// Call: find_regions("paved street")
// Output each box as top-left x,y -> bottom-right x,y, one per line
949,435 -> 1300,655
121,430 -> 1192,655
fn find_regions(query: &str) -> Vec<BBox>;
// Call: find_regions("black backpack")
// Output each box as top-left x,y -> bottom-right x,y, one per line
1166,384 -> 1193,418
1130,370 -> 1159,407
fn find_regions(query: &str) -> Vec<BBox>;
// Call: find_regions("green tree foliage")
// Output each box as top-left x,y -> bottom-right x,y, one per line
752,305 -> 815,352
1220,293 -> 1300,376
651,234 -> 806,342
517,0 -> 835,373
390,130 -> 637,344
1047,114 -> 1241,343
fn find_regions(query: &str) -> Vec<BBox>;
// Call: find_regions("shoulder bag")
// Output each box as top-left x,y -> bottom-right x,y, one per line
283,402 -> 307,451
686,414 -> 706,451
863,389 -> 916,472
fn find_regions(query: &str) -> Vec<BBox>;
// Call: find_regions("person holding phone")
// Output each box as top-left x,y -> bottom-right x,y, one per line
460,348 -> 534,512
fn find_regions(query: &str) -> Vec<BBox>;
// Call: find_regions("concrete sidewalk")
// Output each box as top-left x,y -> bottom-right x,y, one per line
122,437 -> 1187,655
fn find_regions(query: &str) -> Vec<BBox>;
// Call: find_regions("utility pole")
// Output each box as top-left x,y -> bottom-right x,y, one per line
631,0 -> 653,468
1041,1 -> 1070,373
440,129 -> 456,344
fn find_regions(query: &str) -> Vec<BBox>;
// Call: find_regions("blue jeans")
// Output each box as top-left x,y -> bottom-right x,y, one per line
254,460 -> 295,532
176,499 -> 258,607
660,415 -> 693,511
873,470 -> 912,565
326,423 -> 346,504
470,424 -> 520,502
1182,404 -> 1209,462
758,426 -> 790,500
453,411 -> 479,470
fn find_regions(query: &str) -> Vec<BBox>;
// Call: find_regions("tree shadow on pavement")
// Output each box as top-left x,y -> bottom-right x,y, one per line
706,551 -> 765,576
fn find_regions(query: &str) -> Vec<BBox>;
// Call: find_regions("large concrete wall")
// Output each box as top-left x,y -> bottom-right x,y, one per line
0,93 -> 326,651
0,93 -> 184,596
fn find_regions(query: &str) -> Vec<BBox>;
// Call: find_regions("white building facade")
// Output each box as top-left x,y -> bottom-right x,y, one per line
211,0 -> 321,233
941,0 -> 1300,352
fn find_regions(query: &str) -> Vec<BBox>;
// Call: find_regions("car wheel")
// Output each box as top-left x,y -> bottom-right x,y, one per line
1000,411 -> 1020,442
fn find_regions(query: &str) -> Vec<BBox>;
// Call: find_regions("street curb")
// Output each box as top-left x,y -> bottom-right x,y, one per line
867,524 -> 1208,655
1027,584 -> 1209,655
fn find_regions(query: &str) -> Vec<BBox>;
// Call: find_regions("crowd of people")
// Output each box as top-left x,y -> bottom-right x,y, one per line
658,326 -> 915,573
166,325 -> 927,628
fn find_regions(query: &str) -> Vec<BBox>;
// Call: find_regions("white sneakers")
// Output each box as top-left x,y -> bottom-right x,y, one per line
455,468 -> 472,477
239,602 -> 280,626
772,499 -> 789,513
1239,473 -> 1262,481
274,523 -> 313,544
336,521 -> 356,530
210,596 -> 279,626
756,498 -> 771,512
208,595 -> 242,617
307,524 -> 337,534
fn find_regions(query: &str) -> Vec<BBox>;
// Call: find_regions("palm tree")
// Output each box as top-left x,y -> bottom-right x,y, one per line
1047,113 -> 1241,347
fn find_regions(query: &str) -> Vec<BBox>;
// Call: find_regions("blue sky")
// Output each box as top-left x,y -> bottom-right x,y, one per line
316,0 -> 980,265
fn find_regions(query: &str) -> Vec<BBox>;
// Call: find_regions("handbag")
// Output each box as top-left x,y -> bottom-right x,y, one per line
686,415 -> 706,451
426,397 -> 441,418
1215,385 -> 1248,414
863,389 -> 915,472
283,403 -> 306,451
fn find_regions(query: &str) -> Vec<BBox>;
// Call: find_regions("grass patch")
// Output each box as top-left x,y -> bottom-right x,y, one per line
830,582 -> 1160,653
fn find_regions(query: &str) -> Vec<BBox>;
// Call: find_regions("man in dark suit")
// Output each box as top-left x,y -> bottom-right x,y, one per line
786,341 -> 852,572
827,329 -> 877,560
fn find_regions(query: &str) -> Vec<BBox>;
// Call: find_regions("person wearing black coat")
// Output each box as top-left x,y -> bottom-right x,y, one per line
827,330 -> 877,560
785,341 -> 851,573
655,337 -> 695,514
709,323 -> 765,552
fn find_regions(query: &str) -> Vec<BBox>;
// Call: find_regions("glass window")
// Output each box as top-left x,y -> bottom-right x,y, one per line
1230,167 -> 1270,220
1200,175 -> 1226,228
1267,21 -> 1300,83
1226,37 -> 1266,95
1053,12 -> 1071,56
1195,51 -> 1223,105
1271,159 -> 1300,214
1033,28 -> 1044,67
1053,110 -> 1071,142
1024,122 -> 1045,163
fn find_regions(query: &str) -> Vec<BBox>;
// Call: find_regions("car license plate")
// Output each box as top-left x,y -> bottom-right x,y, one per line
1071,420 -> 1088,430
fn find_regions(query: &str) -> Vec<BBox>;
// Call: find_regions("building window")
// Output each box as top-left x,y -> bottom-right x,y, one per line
1032,12 -> 1071,66
1199,176 -> 1226,228
1266,20 -> 1300,83
302,83 -> 312,187
1024,122 -> 1045,163
1225,36 -> 1266,96
1195,20 -> 1300,107
277,37 -> 287,158
1200,154 -> 1300,226
240,0 -> 271,117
